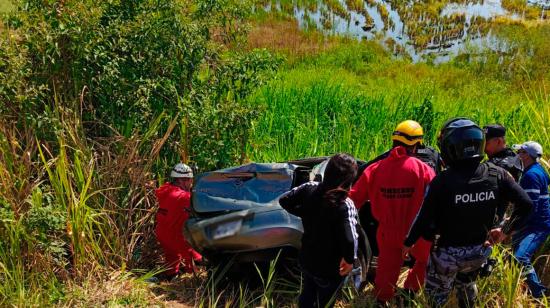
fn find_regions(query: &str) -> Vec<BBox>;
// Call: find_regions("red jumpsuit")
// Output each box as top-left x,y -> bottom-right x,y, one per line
155,183 -> 202,275
350,146 -> 435,302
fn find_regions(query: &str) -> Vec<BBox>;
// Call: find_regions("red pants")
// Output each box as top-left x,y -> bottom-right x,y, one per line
374,229 -> 431,302
157,234 -> 202,275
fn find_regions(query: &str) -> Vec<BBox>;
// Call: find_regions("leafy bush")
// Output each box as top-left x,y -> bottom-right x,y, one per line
0,0 -> 279,305
0,0 -> 279,169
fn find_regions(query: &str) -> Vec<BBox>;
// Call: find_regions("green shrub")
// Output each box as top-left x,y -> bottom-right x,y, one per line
0,0 -> 279,305
0,0 -> 279,170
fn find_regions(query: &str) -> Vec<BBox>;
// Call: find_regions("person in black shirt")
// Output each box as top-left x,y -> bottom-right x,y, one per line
279,153 -> 359,308
402,118 -> 533,307
484,124 -> 523,181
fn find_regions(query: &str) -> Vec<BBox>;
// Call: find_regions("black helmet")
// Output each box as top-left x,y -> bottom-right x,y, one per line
437,117 -> 468,146
438,118 -> 485,166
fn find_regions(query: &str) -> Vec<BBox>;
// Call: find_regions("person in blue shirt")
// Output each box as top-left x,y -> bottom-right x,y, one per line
513,141 -> 550,298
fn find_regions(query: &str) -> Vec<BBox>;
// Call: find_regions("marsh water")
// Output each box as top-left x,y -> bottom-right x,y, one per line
263,0 -> 548,62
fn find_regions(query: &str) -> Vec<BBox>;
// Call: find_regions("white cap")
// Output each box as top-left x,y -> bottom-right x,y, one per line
170,163 -> 193,178
513,141 -> 543,159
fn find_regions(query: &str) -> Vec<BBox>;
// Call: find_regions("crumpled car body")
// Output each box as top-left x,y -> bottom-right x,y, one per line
185,159 -> 317,260
184,157 -> 372,285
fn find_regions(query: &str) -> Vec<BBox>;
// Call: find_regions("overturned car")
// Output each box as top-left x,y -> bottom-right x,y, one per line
184,157 -> 372,285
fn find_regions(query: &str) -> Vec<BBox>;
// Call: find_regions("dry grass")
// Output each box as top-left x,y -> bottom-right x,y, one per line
493,15 -> 550,27
62,270 -> 163,307
20,248 -> 547,307
148,272 -> 207,307
247,17 -> 340,61
502,0 -> 545,20
0,121 -> 37,218
62,251 -> 548,307
345,0 -> 366,14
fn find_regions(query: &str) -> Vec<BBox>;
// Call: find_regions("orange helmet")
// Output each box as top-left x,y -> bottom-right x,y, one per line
392,120 -> 424,146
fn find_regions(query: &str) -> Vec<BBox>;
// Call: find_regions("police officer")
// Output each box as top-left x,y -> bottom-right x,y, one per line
402,118 -> 533,307
484,124 -> 523,181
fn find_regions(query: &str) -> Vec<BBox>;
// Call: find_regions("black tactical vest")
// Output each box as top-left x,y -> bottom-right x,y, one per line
436,162 -> 503,247
416,146 -> 443,174
489,153 -> 523,182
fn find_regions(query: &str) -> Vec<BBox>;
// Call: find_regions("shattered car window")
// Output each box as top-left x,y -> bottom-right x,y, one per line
310,160 -> 329,182
192,163 -> 297,213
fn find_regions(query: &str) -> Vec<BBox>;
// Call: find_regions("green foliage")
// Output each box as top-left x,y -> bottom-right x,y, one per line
198,254 -> 300,307
25,188 -> 65,238
0,0 -> 279,305
0,198 -> 14,221
249,72 -> 391,161
254,252 -> 280,307
24,188 -> 68,264
408,98 -> 439,143
185,49 -> 281,169
0,0 -> 279,169
248,34 -> 550,163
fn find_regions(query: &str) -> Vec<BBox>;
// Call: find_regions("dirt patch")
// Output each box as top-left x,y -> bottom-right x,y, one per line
148,272 -> 206,307
247,17 -> 340,60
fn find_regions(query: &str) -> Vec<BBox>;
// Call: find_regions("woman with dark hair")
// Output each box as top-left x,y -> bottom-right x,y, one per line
279,153 -> 359,308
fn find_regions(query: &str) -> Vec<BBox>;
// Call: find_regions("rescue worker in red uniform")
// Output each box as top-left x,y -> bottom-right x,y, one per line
349,120 -> 435,304
155,163 -> 202,279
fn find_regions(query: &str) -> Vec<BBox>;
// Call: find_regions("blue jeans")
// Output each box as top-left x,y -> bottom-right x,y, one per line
299,271 -> 344,308
512,228 -> 550,298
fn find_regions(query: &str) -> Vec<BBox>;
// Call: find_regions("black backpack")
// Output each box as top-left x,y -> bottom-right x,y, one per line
416,146 -> 443,174
490,154 -> 523,182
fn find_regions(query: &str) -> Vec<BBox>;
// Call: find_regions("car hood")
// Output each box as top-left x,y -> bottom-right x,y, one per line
192,163 -> 297,214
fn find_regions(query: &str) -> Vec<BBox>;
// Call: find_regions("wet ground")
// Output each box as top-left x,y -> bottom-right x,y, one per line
260,0 -> 548,62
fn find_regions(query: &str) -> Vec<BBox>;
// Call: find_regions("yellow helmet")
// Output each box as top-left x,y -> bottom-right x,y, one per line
392,120 -> 424,146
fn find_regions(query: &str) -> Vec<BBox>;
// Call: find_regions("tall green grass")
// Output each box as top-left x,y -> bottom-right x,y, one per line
251,59 -> 550,161
248,40 -> 550,164
190,245 -> 548,307
0,106 -> 177,305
